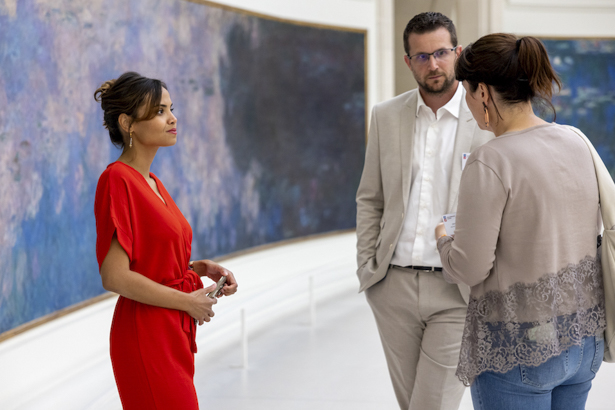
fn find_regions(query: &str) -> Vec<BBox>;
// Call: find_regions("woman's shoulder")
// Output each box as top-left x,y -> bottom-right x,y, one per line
499,122 -> 581,141
99,162 -> 137,183
549,123 -> 588,141
469,122 -> 591,175
468,137 -> 508,166
96,162 -> 142,196
466,128 -> 538,174
526,122 -> 590,151
473,123 -> 573,158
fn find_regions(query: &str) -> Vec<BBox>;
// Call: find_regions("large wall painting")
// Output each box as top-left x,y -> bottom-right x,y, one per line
0,0 -> 366,334
541,39 -> 615,174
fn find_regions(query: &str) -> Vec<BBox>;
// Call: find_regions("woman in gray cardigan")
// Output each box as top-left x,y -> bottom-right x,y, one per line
435,34 -> 605,410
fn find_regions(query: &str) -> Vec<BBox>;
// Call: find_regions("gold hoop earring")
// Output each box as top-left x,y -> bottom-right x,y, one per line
129,131 -> 133,148
483,103 -> 490,127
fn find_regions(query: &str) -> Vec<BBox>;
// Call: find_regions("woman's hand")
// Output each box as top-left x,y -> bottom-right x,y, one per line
186,284 -> 218,325
101,237 -> 219,319
435,222 -> 448,242
190,259 -> 238,297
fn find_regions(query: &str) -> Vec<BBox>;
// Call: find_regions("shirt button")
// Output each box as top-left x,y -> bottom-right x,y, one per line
389,244 -> 393,249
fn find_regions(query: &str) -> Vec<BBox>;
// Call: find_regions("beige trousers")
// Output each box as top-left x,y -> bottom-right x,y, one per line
365,266 -> 467,410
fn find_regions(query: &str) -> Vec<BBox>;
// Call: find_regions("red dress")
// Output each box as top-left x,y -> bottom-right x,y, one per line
95,162 -> 203,409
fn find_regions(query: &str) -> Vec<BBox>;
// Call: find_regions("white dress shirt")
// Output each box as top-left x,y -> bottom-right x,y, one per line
391,82 -> 462,267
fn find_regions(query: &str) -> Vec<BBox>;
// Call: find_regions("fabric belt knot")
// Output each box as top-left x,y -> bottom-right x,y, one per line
163,270 -> 204,354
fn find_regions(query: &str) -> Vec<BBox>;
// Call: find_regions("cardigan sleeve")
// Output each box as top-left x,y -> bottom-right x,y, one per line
438,158 -> 507,287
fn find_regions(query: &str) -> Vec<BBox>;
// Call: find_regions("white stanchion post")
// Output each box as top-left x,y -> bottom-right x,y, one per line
309,276 -> 316,326
241,308 -> 248,368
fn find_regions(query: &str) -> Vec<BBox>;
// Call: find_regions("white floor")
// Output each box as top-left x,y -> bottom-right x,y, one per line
192,283 -> 615,410
193,286 -> 398,410
1,231 -> 614,409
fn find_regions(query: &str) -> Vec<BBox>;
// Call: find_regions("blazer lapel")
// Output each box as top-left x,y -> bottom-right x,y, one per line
400,91 -> 417,208
447,92 -> 476,212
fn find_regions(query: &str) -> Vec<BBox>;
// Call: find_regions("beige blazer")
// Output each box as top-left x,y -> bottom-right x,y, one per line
355,87 -> 494,300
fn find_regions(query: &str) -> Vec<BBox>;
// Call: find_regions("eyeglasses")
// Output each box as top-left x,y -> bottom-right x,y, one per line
407,48 -> 457,66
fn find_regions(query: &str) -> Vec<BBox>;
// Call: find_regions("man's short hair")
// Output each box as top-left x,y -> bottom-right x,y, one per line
403,12 -> 457,56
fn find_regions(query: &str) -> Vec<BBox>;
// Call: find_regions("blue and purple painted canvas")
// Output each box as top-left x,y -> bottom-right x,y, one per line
541,39 -> 615,174
0,0 -> 366,334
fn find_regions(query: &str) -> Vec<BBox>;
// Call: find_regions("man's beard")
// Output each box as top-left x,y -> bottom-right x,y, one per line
416,71 -> 456,95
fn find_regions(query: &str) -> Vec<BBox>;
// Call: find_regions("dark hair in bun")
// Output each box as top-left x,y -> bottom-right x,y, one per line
456,34 -> 562,120
94,72 -> 167,148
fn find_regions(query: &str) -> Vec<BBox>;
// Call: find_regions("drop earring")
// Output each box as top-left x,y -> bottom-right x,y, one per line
129,131 -> 133,148
483,103 -> 489,127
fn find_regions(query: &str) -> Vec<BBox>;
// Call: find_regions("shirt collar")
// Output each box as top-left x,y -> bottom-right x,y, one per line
415,81 -> 463,119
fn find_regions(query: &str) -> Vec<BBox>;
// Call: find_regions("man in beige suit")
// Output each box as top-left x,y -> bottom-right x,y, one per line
356,12 -> 493,410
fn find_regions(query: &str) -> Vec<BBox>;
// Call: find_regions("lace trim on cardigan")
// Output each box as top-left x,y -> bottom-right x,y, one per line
457,254 -> 605,386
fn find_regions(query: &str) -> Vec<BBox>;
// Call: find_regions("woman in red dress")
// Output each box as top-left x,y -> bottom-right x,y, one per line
93,72 -> 238,409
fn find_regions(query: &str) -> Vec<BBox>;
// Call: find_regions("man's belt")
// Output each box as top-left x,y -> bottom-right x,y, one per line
390,264 -> 442,272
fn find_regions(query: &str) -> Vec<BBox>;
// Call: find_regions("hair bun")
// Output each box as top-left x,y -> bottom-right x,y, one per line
94,79 -> 116,102
94,72 -> 166,149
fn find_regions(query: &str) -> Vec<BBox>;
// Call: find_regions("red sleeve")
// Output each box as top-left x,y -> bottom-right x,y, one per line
94,167 -> 134,269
